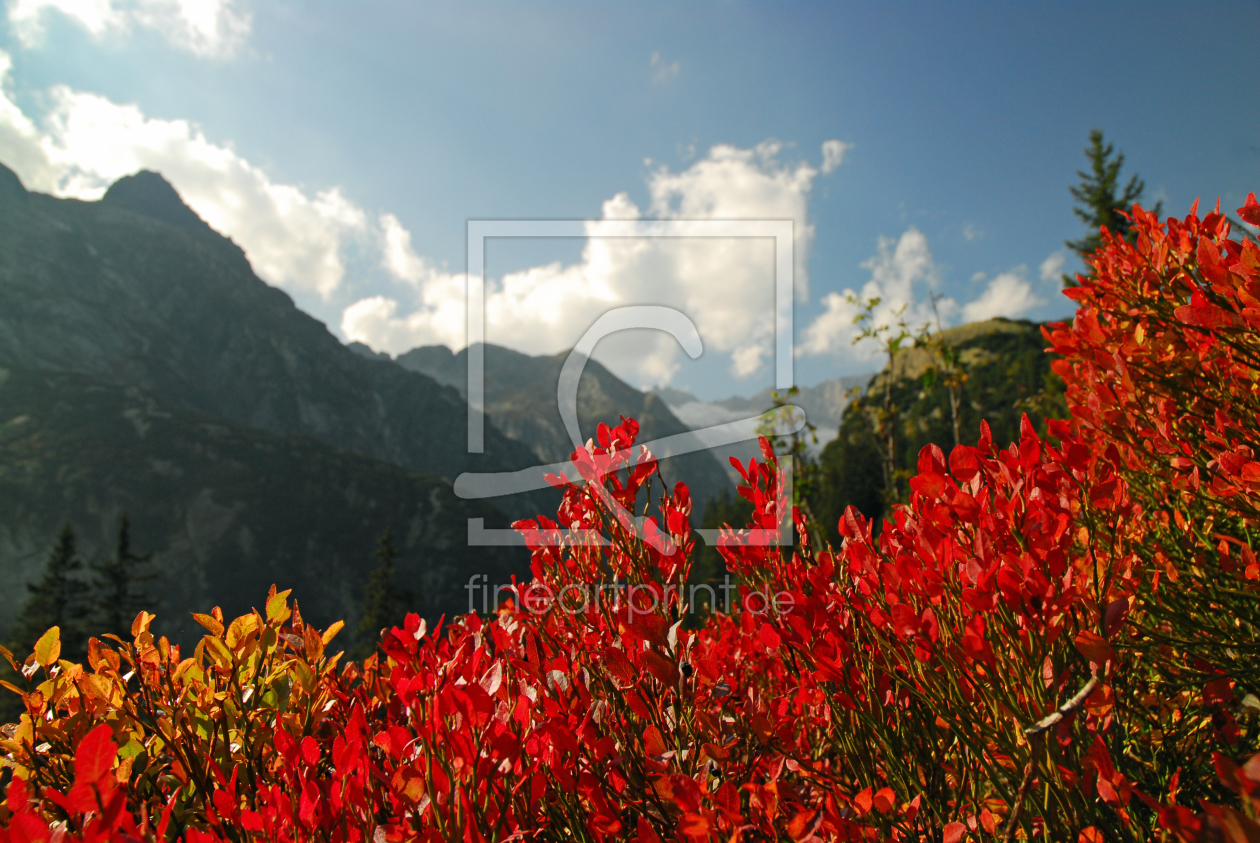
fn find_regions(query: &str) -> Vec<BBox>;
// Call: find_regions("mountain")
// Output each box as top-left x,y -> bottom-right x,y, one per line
653,373 -> 875,483
392,344 -> 735,518
0,163 -> 552,643
0,367 -> 524,646
809,317 -> 1067,544
0,166 -> 552,519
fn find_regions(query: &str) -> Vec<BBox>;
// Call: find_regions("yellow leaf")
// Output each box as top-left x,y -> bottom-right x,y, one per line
321,621 -> 345,647
193,613 -> 224,638
203,635 -> 234,669
266,590 -> 293,624
33,627 -> 60,668
226,614 -> 258,649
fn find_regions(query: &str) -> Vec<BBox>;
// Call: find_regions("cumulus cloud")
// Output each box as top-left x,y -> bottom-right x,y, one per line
1039,250 -> 1066,283
800,228 -> 957,361
0,45 -> 854,387
801,228 -> 1053,362
8,0 -> 250,58
344,140 -> 838,386
820,139 -> 849,175
961,269 -> 1044,323
0,51 -> 365,298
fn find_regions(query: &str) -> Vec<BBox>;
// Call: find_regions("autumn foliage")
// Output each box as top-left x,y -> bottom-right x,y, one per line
1,194 -> 1260,842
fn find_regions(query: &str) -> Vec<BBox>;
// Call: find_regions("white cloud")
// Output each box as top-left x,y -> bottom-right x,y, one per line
8,0 -> 250,58
0,52 -> 365,298
1039,250 -> 1066,282
961,270 -> 1044,323
962,223 -> 983,241
650,51 -> 680,83
820,139 -> 849,174
802,229 -> 1054,360
800,227 -> 956,361
345,141 -> 832,386
0,47 -> 850,388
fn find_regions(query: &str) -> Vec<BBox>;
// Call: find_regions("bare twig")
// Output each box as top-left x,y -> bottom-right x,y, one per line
1025,674 -> 1100,737
1002,675 -> 1100,842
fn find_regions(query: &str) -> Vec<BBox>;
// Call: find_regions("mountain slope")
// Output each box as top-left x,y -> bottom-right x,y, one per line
810,317 -> 1067,543
393,344 -> 735,517
0,366 -> 525,647
0,165 -> 551,519
654,373 -> 875,482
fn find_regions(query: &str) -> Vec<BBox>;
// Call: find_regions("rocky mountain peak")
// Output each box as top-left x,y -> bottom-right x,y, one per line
0,163 -> 26,203
101,170 -> 210,233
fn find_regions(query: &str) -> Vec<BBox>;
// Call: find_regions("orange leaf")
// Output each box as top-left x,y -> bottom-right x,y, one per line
942,821 -> 966,843
1075,630 -> 1115,665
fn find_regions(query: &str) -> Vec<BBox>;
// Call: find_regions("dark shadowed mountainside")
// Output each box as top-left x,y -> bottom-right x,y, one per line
0,163 -> 550,642
0,165 -> 552,519
0,367 -> 526,647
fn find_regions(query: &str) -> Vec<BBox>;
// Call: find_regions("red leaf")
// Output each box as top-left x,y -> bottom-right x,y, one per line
942,821 -> 966,843
10,812 -> 50,843
1175,303 -> 1241,330
602,647 -> 636,688
758,624 -> 782,650
635,816 -> 663,843
872,787 -> 896,813
300,735 -> 320,767
644,725 -> 667,757
74,724 -> 117,786
853,787 -> 873,816
641,650 -> 678,686
1240,192 -> 1260,226
910,471 -> 951,499
949,445 -> 979,482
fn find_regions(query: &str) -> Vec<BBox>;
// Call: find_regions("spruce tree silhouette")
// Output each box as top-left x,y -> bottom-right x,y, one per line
90,514 -> 155,641
353,528 -> 417,660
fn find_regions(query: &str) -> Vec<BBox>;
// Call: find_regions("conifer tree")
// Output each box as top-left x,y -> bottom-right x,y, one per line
90,513 -> 155,641
8,525 -> 89,664
353,528 -> 417,660
1066,128 -> 1161,260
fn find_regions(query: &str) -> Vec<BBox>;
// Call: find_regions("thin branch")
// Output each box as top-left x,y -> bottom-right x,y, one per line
1002,674 -> 1100,842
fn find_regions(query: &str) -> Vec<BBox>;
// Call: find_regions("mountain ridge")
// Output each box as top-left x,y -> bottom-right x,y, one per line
0,162 -> 552,518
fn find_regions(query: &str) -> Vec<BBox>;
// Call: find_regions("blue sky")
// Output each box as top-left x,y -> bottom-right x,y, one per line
1,1 -> 1257,399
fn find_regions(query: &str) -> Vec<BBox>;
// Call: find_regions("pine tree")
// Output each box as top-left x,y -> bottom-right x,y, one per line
90,513 -> 155,641
1066,128 -> 1162,260
353,528 -> 417,660
8,525 -> 90,664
